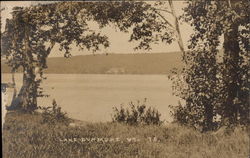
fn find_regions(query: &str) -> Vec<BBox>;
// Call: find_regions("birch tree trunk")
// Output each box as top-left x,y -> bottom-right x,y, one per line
168,0 -> 186,63
18,17 -> 38,112
10,70 -> 17,108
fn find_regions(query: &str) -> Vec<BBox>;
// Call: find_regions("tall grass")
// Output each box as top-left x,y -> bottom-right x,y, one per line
2,111 -> 249,158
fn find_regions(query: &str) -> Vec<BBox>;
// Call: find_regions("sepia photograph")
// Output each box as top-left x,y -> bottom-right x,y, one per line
1,0 -> 249,157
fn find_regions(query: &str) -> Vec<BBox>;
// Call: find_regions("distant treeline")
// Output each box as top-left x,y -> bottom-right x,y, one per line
1,52 -> 183,74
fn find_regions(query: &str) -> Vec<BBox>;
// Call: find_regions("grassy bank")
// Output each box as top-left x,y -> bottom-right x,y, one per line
2,111 -> 249,158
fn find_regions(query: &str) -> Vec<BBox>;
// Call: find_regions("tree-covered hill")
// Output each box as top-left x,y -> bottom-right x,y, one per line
1,52 -> 183,74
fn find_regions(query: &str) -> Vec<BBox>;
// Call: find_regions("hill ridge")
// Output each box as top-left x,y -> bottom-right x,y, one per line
1,52 -> 183,74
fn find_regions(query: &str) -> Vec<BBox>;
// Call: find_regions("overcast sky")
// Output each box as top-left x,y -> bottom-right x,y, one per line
1,1 -> 194,57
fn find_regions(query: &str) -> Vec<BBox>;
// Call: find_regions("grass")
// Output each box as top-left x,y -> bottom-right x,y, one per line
3,111 -> 249,158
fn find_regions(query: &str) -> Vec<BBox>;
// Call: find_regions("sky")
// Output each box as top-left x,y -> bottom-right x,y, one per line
1,1 -> 194,57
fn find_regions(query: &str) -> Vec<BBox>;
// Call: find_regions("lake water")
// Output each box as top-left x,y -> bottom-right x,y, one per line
2,73 -> 179,123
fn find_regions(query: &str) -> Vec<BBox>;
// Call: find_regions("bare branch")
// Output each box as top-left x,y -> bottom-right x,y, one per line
228,0 -> 232,8
155,11 -> 174,29
154,8 -> 172,14
46,41 -> 55,57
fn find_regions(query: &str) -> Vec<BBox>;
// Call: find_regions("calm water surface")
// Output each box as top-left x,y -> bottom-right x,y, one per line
2,73 -> 179,123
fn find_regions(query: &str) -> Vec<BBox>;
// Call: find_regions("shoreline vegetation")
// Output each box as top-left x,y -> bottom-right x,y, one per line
3,110 -> 249,158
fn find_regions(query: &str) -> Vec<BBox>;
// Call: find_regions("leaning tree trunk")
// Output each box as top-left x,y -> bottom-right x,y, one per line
222,23 -> 241,125
19,66 -> 37,112
17,17 -> 38,112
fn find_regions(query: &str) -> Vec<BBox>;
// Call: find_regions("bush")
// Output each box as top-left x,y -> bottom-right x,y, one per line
39,99 -> 70,126
112,98 -> 163,125
169,102 -> 189,125
169,101 -> 220,132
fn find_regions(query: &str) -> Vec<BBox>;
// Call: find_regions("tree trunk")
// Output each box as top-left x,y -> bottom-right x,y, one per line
18,66 -> 37,112
222,23 -> 240,125
204,102 -> 214,131
17,17 -> 38,112
168,0 -> 186,63
10,71 -> 17,108
11,71 -> 17,97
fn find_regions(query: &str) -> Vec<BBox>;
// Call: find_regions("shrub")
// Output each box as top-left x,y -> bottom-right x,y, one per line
169,101 -> 220,132
112,98 -> 163,125
39,99 -> 70,126
169,102 -> 198,128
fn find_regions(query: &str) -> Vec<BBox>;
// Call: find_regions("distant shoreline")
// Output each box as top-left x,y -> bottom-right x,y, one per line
1,52 -> 183,74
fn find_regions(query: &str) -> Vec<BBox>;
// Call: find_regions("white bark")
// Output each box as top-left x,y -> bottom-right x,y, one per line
168,0 -> 186,63
2,88 -> 8,128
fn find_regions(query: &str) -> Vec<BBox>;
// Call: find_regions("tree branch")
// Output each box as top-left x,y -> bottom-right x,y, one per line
154,8 -> 172,14
226,0 -> 241,19
45,41 -> 55,57
155,11 -> 174,29
228,0 -> 232,8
